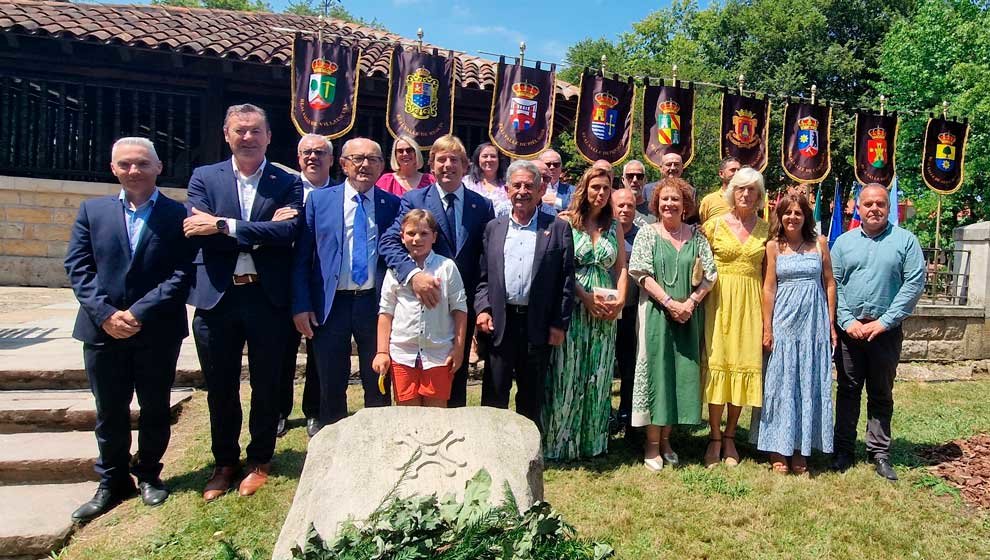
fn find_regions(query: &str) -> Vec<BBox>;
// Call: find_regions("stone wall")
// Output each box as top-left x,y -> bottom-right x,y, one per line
0,175 -> 186,287
901,305 -> 989,361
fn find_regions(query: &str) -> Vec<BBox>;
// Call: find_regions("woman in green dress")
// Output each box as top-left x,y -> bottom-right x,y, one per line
628,178 -> 717,471
543,166 -> 627,460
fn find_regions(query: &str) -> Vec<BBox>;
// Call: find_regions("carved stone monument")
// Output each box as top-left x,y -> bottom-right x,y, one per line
272,406 -> 543,559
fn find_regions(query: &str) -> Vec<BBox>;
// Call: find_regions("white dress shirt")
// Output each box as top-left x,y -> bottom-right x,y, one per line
503,211 -> 539,305
338,180 -> 377,291
225,157 -> 265,275
302,176 -> 330,204
380,251 -> 467,368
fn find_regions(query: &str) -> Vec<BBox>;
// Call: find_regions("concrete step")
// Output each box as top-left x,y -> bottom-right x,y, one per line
0,389 -> 193,434
0,482 -> 96,558
0,367 -> 204,391
0,431 -> 138,485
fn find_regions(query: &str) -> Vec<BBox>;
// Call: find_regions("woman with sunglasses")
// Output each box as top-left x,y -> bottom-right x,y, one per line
376,134 -> 435,197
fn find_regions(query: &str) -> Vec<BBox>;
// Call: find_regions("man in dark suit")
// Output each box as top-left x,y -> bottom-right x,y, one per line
475,159 -> 575,430
273,133 -> 334,439
380,134 -> 495,407
539,149 -> 574,212
182,103 -> 302,501
64,137 -> 193,520
292,137 -> 400,430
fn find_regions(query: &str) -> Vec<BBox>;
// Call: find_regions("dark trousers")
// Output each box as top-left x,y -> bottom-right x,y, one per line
83,336 -> 180,489
278,332 -> 320,419
480,309 -> 551,431
834,325 -> 903,460
615,304 -> 637,426
449,312 -> 476,408
192,284 -> 291,466
311,290 -> 389,426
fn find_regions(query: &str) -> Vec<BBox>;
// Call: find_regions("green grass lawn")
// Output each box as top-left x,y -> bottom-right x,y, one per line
56,380 -> 990,560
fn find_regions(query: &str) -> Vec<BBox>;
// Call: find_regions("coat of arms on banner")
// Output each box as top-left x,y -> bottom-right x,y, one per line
308,58 -> 338,110
656,100 -> 681,146
729,109 -> 759,148
404,68 -> 439,120
797,116 -> 819,157
590,92 -> 619,141
936,132 -> 957,171
867,127 -> 888,168
509,81 -> 540,131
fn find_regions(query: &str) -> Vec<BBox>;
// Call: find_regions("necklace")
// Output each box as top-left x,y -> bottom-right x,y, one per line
656,224 -> 685,288
786,239 -> 806,254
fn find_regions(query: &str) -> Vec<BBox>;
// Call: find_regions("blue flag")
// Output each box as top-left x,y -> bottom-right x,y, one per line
828,179 -> 844,248
889,175 -> 899,226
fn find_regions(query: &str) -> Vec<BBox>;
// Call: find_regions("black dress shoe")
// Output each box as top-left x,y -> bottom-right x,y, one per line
71,486 -> 134,522
306,417 -> 321,438
276,416 -> 289,438
138,479 -> 170,507
831,452 -> 854,472
874,457 -> 898,481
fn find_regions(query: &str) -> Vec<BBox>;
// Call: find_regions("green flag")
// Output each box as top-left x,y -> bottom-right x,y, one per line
813,186 -> 822,223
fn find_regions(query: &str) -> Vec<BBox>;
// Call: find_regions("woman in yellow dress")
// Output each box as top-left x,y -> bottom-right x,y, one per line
701,167 -> 768,468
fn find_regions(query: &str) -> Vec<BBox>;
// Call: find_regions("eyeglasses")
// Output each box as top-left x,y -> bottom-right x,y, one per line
300,149 -> 329,157
342,155 -> 384,165
545,161 -> 562,168
395,147 -> 416,155
624,173 -> 644,180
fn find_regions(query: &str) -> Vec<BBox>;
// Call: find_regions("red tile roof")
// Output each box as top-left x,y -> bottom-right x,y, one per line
0,0 -> 578,99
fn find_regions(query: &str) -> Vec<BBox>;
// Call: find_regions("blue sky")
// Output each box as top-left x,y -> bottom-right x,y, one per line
270,0 -> 673,65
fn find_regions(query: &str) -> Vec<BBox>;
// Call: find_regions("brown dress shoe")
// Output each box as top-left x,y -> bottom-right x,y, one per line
238,463 -> 271,497
203,465 -> 239,502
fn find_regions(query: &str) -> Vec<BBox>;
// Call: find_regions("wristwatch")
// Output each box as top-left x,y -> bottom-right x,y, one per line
215,219 -> 228,233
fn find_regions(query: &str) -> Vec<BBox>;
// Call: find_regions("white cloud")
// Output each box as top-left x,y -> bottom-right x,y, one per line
462,25 -> 526,46
535,40 -> 567,63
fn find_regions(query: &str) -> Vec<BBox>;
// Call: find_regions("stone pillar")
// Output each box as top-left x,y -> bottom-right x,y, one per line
954,221 -> 990,310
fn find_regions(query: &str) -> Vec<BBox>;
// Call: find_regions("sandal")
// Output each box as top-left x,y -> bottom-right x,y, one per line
703,437 -> 722,469
722,434 -> 740,467
791,455 -> 809,476
770,453 -> 789,474
644,439 -> 663,472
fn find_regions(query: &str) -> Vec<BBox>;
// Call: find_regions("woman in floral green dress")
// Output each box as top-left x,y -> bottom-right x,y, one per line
543,166 -> 627,460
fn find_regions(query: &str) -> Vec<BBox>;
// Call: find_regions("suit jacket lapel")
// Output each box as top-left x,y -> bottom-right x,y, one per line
493,217 -> 509,286
128,197 -> 162,267
532,211 -> 552,274
249,163 -> 276,221
426,187 -> 455,255
372,188 -> 392,234
113,198 -> 132,261
215,164 -> 241,219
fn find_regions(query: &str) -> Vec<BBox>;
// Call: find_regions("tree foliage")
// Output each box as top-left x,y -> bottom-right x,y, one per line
559,0 -> 989,242
151,0 -> 271,11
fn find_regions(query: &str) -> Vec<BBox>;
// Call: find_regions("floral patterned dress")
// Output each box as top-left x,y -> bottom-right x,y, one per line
543,221 -> 619,460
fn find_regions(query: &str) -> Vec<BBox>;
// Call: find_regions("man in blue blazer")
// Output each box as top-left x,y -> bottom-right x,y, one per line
182,104 -> 302,501
380,135 -> 495,407
475,159 -> 575,431
64,137 -> 193,521
539,149 -> 574,212
292,138 -> 400,429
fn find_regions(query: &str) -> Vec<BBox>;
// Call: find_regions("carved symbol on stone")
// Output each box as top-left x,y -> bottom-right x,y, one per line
394,430 -> 467,478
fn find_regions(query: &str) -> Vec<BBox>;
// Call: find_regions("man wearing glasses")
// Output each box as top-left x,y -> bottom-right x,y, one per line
538,149 -> 574,212
291,138 -> 401,431
621,159 -> 655,227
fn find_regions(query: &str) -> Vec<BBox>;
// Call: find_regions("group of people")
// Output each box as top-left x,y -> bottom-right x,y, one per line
64,102 -> 926,523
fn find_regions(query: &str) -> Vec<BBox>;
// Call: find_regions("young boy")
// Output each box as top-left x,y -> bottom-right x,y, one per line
373,210 -> 467,407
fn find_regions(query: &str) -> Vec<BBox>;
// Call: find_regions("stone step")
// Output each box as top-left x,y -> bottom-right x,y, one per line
0,367 -> 204,391
0,482 -> 96,558
0,430 -> 138,485
0,389 -> 193,434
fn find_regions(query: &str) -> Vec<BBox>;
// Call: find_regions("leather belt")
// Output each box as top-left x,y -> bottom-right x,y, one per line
506,304 -> 528,315
336,288 -> 375,296
232,274 -> 259,286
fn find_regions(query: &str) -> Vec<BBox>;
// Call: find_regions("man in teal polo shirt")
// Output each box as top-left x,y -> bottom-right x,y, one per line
830,183 -> 925,481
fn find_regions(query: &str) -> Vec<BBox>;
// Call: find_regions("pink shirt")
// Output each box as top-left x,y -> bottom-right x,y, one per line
376,172 -> 436,197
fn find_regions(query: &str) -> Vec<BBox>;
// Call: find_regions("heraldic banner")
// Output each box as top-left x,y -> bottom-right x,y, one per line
385,46 -> 455,148
781,102 -> 832,183
921,117 -> 969,195
291,35 -> 361,139
854,112 -> 898,187
573,71 -> 634,164
489,57 -> 557,158
720,93 -> 770,172
642,81 -> 695,169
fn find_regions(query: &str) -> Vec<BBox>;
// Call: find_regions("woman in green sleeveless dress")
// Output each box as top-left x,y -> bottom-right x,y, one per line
543,166 -> 627,460
628,179 -> 717,471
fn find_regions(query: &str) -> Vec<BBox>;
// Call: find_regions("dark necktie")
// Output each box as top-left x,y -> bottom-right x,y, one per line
351,193 -> 368,285
444,192 -> 458,251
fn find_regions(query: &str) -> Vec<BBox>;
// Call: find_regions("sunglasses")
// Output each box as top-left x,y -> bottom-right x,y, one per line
545,161 -> 562,168
301,149 -> 329,157
395,147 -> 416,155
624,173 -> 644,180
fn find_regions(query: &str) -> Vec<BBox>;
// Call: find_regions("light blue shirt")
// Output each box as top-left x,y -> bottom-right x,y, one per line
118,188 -> 159,256
338,180 -> 376,291
831,222 -> 926,330
503,211 -> 539,306
435,182 -> 465,250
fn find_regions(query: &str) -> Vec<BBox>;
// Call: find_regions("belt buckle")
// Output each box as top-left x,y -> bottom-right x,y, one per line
232,274 -> 255,286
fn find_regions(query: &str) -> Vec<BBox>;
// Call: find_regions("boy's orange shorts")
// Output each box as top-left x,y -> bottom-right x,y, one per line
392,361 -> 452,402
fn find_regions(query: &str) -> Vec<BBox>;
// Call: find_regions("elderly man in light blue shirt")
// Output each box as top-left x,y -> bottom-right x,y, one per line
829,183 -> 925,481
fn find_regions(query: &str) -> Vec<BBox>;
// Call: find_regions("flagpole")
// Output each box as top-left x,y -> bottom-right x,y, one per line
934,100 -> 950,250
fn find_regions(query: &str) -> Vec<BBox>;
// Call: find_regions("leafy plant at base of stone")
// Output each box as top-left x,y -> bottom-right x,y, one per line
289,469 -> 615,560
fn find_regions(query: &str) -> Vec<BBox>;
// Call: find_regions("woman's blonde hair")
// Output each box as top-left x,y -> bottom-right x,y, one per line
390,135 -> 424,171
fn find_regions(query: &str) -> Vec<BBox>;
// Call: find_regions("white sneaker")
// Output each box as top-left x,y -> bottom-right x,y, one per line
644,457 -> 664,472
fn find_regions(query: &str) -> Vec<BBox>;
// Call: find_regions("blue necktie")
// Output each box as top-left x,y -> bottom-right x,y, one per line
351,193 -> 368,286
444,192 -> 458,251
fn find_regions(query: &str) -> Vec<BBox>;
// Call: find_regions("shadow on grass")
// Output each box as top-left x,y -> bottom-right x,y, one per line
163,449 -> 309,497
